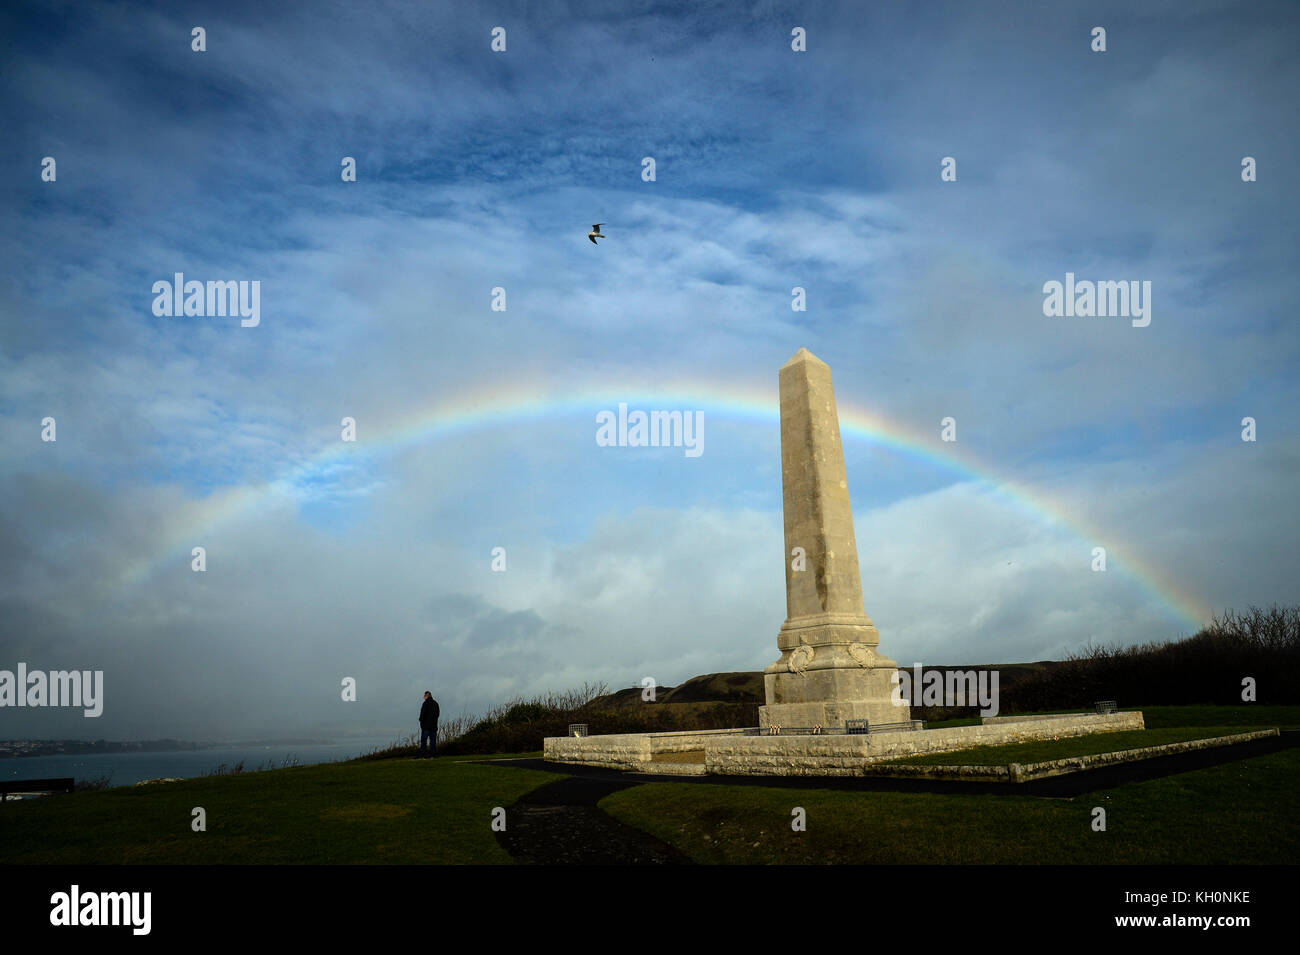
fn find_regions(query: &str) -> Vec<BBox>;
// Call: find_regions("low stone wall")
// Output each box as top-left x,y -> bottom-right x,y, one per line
849,763 -> 1011,782
703,711 -> 1144,776
543,716 -> 1279,780
981,712 -> 1091,724
1005,728 -> 1276,781
545,712 -> 1146,775
648,728 -> 748,755
543,733 -> 651,770
638,761 -> 709,776
544,727 -> 746,769
845,729 -> 1276,782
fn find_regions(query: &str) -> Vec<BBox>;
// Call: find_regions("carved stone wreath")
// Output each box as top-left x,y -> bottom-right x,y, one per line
846,642 -> 876,667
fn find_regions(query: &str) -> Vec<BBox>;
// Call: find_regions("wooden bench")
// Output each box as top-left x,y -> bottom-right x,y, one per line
1,777 -> 75,798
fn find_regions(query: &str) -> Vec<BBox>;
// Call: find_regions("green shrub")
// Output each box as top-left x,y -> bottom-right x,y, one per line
1001,605 -> 1300,711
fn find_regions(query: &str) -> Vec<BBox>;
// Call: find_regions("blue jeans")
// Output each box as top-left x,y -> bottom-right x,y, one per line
419,727 -> 437,758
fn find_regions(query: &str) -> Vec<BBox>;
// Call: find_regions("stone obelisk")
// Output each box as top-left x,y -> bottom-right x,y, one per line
759,348 -> 909,728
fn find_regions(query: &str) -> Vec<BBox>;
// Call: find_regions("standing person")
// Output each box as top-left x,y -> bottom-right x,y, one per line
418,690 -> 440,758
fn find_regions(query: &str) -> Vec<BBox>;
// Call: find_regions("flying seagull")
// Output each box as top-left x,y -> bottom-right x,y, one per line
588,223 -> 606,244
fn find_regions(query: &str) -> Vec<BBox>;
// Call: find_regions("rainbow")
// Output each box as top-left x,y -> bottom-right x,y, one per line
115,375 -> 1213,633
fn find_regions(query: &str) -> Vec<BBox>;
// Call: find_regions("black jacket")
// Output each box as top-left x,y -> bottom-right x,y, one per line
419,698 -> 440,729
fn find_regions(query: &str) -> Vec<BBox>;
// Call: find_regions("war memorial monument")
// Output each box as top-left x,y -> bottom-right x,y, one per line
546,349 -> 1142,776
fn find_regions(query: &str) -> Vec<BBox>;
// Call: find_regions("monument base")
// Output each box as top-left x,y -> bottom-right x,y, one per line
759,697 -> 907,729
760,615 -> 910,728
543,710 -> 1148,776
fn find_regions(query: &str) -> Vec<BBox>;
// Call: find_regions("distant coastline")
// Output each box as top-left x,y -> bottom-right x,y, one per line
0,737 -> 348,758
1,739 -> 204,758
1,738 -> 400,758
1,735 -> 404,788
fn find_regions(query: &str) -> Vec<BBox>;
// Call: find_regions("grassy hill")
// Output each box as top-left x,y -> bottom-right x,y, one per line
591,663 -> 1068,710
353,605 -> 1299,758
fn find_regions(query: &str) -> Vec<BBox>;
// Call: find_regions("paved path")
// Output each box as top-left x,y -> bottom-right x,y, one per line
493,773 -> 692,864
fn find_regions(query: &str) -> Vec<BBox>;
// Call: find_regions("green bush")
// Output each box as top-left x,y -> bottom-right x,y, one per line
501,702 -> 552,724
1001,605 -> 1300,711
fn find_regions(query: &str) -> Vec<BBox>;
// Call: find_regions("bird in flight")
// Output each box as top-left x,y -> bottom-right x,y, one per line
588,223 -> 606,245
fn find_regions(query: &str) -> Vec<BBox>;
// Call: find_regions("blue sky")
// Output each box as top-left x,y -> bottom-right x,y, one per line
1,0 -> 1297,740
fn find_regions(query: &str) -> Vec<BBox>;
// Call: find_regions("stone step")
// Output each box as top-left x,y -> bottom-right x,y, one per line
636,760 -> 709,776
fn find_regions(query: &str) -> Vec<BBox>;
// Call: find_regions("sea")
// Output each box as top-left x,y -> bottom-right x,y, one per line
1,734 -> 406,791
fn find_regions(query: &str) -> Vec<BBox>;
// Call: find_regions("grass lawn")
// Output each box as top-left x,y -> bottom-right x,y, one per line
888,727 -> 1268,766
926,705 -> 1300,730
600,747 -> 1298,864
0,756 -> 559,864
1138,705 -> 1299,729
351,749 -> 544,763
